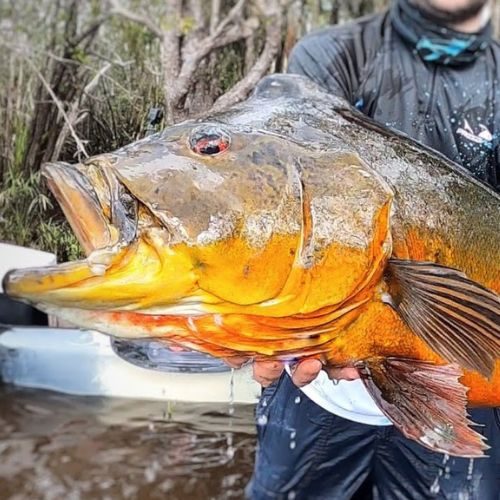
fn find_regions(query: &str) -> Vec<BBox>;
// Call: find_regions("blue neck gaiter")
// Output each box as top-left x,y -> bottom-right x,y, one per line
391,0 -> 492,66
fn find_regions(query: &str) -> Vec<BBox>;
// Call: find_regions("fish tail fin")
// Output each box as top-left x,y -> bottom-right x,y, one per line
358,357 -> 488,457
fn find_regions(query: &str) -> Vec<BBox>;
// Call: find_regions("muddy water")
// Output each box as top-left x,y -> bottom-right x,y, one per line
0,386 -> 256,499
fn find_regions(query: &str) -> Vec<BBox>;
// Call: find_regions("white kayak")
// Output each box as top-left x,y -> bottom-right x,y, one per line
0,326 -> 260,404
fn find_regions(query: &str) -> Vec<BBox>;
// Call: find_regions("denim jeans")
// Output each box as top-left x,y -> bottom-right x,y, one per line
246,373 -> 500,500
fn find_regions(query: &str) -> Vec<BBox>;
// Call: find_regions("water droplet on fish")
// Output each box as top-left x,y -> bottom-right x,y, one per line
257,414 -> 268,426
89,263 -> 107,276
294,396 -> 301,404
187,317 -> 197,332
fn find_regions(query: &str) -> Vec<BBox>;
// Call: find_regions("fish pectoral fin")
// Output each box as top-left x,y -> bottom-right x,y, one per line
385,259 -> 500,379
359,357 -> 488,457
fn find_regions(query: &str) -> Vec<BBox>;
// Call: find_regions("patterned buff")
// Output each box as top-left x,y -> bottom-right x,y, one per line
391,0 -> 492,66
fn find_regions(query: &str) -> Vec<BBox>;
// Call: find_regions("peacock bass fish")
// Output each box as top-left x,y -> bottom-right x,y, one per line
4,75 -> 500,458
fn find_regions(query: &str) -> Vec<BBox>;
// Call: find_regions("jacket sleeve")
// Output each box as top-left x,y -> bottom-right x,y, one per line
287,24 -> 370,104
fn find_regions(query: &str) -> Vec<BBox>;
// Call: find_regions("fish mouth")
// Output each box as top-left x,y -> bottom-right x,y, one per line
43,160 -> 139,255
43,161 -> 120,255
2,160 -> 146,309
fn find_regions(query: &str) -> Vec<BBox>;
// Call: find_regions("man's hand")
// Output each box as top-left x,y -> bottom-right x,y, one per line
223,356 -> 285,387
223,356 -> 360,387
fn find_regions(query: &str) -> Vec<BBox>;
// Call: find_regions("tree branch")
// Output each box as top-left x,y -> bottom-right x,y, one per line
108,0 -> 164,39
188,0 -> 205,34
161,0 -> 183,122
210,0 -> 221,34
211,0 -> 247,39
210,1 -> 284,113
24,57 -> 89,159
171,5 -> 258,108
71,15 -> 110,49
52,63 -> 112,160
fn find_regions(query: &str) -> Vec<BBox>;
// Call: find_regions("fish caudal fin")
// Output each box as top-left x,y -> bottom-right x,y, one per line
385,259 -> 500,379
359,357 -> 488,457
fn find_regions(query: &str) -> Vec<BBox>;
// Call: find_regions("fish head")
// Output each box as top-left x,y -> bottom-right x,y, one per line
4,120 -> 393,348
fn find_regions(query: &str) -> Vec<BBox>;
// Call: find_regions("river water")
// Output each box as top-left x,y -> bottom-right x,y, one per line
0,385 -> 256,499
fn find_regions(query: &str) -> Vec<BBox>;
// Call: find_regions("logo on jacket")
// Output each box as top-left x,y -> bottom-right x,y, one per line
456,119 -> 493,149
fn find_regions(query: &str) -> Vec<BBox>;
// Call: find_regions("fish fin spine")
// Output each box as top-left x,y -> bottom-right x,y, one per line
385,259 -> 500,379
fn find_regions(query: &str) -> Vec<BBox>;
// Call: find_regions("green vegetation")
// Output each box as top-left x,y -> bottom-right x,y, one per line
0,1 -> 163,260
0,163 -> 82,261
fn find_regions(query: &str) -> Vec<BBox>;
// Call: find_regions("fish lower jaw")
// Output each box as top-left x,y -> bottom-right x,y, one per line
36,304 -> 156,338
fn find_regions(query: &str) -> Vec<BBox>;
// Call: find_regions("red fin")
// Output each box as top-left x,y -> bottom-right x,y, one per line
359,357 -> 488,458
386,259 -> 500,379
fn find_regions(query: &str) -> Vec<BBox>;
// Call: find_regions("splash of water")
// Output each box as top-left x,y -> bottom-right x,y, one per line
257,414 -> 268,426
226,432 -> 235,460
458,458 -> 475,500
226,368 -> 236,460
466,458 -> 474,481
444,464 -> 451,480
289,429 -> 297,450
430,453 -> 450,495
161,387 -> 169,420
228,368 -> 235,416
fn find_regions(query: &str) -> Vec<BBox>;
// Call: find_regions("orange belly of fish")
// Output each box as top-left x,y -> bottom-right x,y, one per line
323,301 -> 500,407
106,301 -> 499,407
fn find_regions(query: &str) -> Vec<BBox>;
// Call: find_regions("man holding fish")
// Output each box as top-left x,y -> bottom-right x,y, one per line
244,0 -> 500,498
3,0 -> 500,498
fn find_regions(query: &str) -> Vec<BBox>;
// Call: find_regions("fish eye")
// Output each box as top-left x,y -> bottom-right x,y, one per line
189,126 -> 230,156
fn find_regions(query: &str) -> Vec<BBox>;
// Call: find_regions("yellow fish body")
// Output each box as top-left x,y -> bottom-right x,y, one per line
5,75 -> 499,457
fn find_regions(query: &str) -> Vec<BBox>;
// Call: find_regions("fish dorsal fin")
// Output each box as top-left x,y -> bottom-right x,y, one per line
359,357 -> 488,457
385,259 -> 500,379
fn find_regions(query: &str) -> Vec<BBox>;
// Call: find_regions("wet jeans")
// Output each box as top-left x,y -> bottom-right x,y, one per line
246,373 -> 500,500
